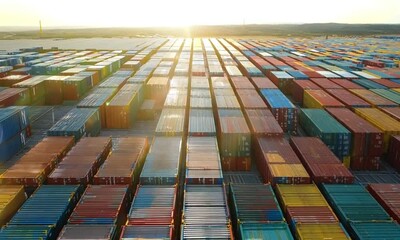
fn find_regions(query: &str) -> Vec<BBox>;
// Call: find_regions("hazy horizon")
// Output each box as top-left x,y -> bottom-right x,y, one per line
0,0 -> 399,29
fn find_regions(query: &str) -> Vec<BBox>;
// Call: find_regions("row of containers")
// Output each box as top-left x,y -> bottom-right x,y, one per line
3,181 -> 400,239
1,37 -> 400,170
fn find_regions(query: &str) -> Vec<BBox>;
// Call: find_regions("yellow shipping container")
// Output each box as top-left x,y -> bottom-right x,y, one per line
354,108 -> 400,152
296,224 -> 351,240
276,184 -> 328,208
0,185 -> 26,226
303,90 -> 323,109
270,164 -> 310,178
393,88 -> 400,94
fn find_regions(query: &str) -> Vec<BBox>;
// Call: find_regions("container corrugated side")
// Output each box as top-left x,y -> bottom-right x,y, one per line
295,223 -> 350,240
121,225 -> 172,239
367,184 -> 400,223
239,223 -> 293,240
58,224 -> 116,240
349,222 -> 400,240
155,108 -> 186,136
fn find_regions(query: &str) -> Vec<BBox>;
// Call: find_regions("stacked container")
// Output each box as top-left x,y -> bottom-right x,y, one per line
186,137 -> 223,185
0,185 -> 26,226
260,89 -> 297,134
0,106 -> 30,162
299,108 -> 351,160
0,136 -> 74,188
106,83 -> 143,128
290,137 -> 354,183
94,137 -> 149,185
216,109 -> 251,171
47,137 -> 112,185
0,88 -> 31,107
181,185 -> 232,239
326,108 -> 384,170
0,185 -> 81,239
254,137 -> 310,184
276,184 -> 350,240
321,184 -> 399,239
140,137 -> 182,185
229,184 -> 291,239
354,108 -> 400,152
368,184 -> 400,223
47,108 -> 101,141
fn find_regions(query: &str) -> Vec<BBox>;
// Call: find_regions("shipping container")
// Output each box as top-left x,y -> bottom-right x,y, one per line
188,109 -> 216,136
370,89 -> 400,105
236,89 -> 268,109
304,89 -> 345,108
181,185 -> 232,239
349,89 -> 398,107
244,109 -> 284,137
0,185 -> 26,226
164,88 -> 188,108
138,99 -> 156,120
0,136 -> 74,187
229,184 -> 284,234
380,107 -> 400,121
94,137 -> 149,185
0,225 -> 55,239
321,184 -> 392,226
217,109 -> 251,171
155,108 -> 186,136
106,84 -> 143,128
186,137 -> 223,185
0,88 -> 31,107
13,75 -> 47,105
68,185 -> 129,225
295,224 -> 350,240
62,75 -> 92,101
77,87 -> 117,128
260,89 -> 297,133
299,108 -> 351,159
191,76 -> 209,89
140,137 -> 181,185
251,77 -> 278,89
58,224 -> 117,240
0,74 -> 31,87
290,137 -> 354,183
120,225 -> 173,239
127,185 -> 176,226
367,184 -> 400,223
7,185 -> 81,238
254,137 -> 310,184
329,78 -> 365,89
326,89 -> 371,108
190,89 -> 212,109
48,108 -> 101,141
349,222 -> 400,240
268,71 -> 294,94
239,223 -> 293,240
47,137 -> 112,185
291,80 -> 321,104
310,78 -> 343,89
45,76 -> 69,105
326,108 -> 384,170
388,136 -> 400,172
354,108 -> 400,152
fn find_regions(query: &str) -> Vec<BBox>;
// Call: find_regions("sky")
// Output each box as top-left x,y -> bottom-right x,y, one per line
0,0 -> 399,28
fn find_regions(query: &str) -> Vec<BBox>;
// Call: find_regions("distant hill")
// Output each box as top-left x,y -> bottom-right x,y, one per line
1,23 -> 399,39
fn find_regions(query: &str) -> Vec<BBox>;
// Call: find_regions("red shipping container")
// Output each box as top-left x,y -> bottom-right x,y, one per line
310,78 -> 343,89
93,137 -> 149,185
388,136 -> 400,171
290,137 -> 354,183
380,107 -> 400,121
329,79 -> 364,89
0,88 -> 31,107
325,89 -> 371,108
251,77 -> 277,89
367,184 -> 400,223
0,75 -> 31,87
236,89 -> 268,109
370,79 -> 400,88
291,80 -> 321,104
230,76 -> 255,89
304,89 -> 345,108
244,109 -> 283,137
326,107 -> 384,169
302,71 -> 325,78
287,206 -> 339,224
